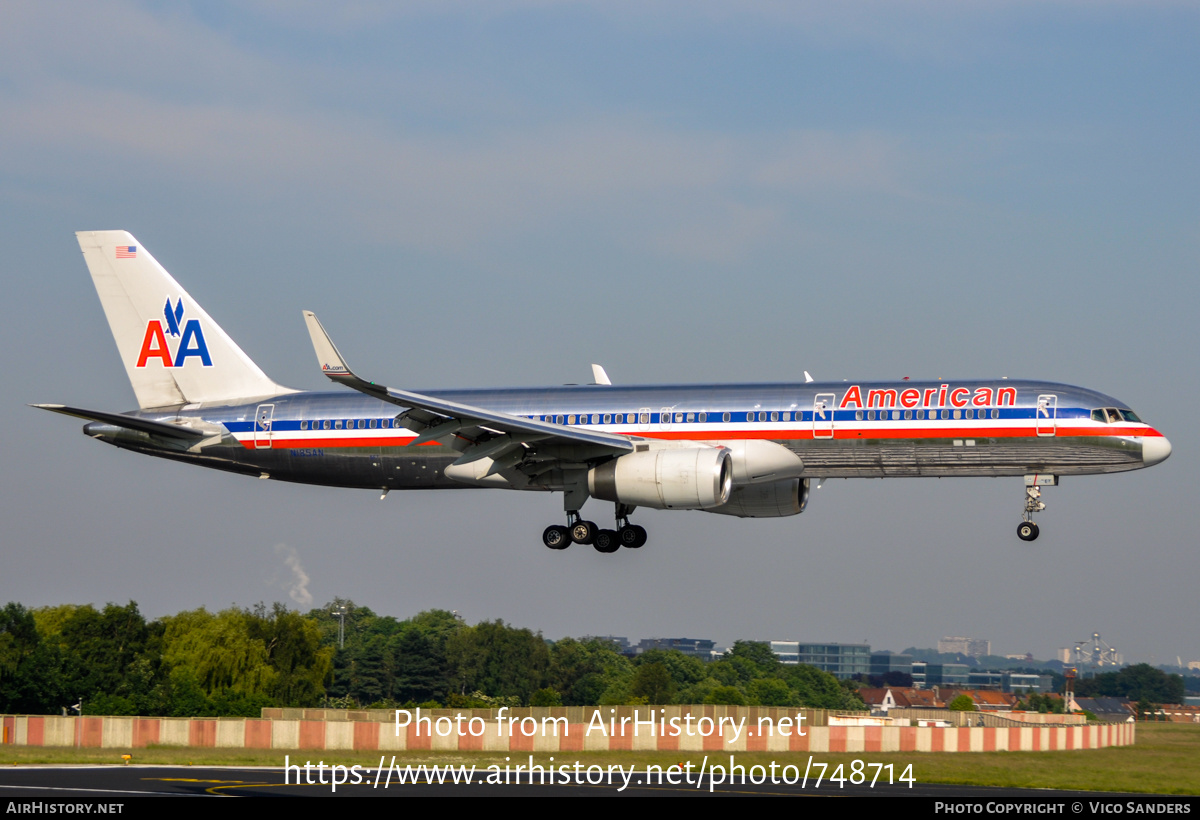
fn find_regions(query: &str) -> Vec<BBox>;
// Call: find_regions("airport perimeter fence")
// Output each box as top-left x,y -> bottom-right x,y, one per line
1,707 -> 1134,754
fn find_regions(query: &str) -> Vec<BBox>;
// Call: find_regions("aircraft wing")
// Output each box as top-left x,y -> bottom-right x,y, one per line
31,404 -> 208,440
302,312 -> 635,468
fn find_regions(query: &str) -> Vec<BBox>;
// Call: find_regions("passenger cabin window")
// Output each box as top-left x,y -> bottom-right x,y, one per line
722,412 -> 730,423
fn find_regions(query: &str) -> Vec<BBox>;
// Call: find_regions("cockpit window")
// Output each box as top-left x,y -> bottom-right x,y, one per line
1093,407 -> 1141,424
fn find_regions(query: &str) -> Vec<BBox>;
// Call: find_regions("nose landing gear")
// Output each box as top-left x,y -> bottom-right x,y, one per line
1018,475 -> 1055,541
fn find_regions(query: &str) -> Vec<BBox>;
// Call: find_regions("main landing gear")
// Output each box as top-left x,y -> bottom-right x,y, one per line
542,504 -> 647,553
1017,475 -> 1054,542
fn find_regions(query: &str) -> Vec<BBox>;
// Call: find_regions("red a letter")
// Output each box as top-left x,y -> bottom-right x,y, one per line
136,322 -> 173,367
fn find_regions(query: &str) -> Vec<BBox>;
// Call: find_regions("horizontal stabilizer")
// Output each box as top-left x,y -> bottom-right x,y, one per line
31,404 -> 206,440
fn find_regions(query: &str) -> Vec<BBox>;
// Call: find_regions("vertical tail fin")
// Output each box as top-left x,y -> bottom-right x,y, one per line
77,230 -> 293,408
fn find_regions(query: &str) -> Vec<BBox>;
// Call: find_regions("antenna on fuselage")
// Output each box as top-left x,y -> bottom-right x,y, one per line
591,364 -> 612,385
803,371 -> 814,383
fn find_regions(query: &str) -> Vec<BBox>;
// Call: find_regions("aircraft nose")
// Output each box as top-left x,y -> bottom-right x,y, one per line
1142,435 -> 1172,466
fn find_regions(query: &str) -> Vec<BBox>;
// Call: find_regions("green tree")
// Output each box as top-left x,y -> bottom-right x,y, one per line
704,685 -> 747,705
250,604 -> 334,706
948,694 -> 976,711
529,687 -> 563,706
0,603 -> 66,714
445,620 -> 549,703
161,608 -> 275,696
392,629 -> 450,704
747,677 -> 793,706
728,641 -> 780,672
778,664 -> 857,709
1074,664 -> 1183,703
631,662 -> 675,704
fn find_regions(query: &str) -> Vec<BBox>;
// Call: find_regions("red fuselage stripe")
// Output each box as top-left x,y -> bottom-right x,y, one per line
235,425 -> 1163,450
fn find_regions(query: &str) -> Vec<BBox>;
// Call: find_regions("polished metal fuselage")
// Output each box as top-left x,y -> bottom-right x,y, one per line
83,378 -> 1162,492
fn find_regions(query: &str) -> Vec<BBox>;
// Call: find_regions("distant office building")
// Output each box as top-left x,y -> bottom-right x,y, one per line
968,671 -> 1004,690
938,637 -> 991,658
1005,673 -> 1052,694
912,661 -> 926,688
636,638 -> 715,659
871,652 -> 913,677
583,636 -> 632,654
769,642 -> 871,679
924,663 -> 969,687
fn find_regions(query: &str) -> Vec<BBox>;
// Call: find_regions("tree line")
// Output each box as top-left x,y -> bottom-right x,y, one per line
0,599 -> 864,715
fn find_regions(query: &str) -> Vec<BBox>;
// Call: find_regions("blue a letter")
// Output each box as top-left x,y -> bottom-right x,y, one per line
174,319 -> 213,366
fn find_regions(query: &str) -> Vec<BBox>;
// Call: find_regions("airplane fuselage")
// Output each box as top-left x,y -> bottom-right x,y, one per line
83,378 -> 1165,491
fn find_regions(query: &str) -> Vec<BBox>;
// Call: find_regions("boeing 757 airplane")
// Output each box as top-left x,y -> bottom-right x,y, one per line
36,231 -> 1172,552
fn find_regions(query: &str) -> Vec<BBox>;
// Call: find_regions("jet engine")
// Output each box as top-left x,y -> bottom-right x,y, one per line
706,477 -> 810,518
588,447 -> 733,510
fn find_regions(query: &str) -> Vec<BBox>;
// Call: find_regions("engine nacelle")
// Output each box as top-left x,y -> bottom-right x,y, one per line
721,439 -> 804,484
588,447 -> 733,510
706,478 -> 810,518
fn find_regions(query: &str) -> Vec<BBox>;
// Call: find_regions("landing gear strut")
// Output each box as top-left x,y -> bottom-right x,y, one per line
541,503 -> 647,552
1018,475 -> 1054,542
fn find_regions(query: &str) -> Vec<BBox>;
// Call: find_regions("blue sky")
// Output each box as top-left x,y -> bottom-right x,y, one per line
2,1 -> 1196,664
